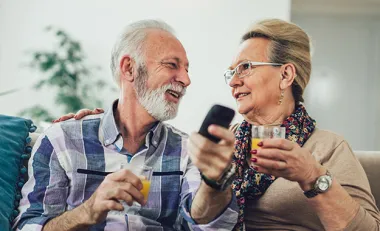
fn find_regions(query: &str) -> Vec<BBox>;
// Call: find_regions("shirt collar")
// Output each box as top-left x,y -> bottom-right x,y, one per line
101,100 -> 165,150
102,100 -> 120,147
148,122 -> 163,148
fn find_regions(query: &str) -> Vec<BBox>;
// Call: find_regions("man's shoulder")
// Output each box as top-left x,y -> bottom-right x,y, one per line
44,114 -> 104,139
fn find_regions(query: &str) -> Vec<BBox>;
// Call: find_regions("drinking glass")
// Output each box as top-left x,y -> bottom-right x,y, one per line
250,125 -> 286,165
110,163 -> 153,215
122,163 -> 153,201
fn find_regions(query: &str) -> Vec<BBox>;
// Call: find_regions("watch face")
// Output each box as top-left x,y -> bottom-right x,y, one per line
317,177 -> 330,191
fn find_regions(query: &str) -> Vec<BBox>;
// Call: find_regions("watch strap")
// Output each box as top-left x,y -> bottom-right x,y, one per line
201,173 -> 223,191
201,164 -> 235,191
304,188 -> 320,198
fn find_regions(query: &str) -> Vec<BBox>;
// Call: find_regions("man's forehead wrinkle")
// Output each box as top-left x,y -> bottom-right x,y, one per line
140,29 -> 189,70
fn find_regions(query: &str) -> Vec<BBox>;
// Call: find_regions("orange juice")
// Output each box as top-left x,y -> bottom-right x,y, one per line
251,138 -> 261,150
140,179 -> 151,200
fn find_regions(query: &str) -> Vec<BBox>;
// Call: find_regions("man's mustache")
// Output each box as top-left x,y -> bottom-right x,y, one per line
163,83 -> 186,97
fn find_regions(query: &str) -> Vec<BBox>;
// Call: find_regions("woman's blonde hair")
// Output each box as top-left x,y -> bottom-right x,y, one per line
241,19 -> 311,103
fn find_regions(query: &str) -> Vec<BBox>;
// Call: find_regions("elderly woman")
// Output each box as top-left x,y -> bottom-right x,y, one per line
56,19 -> 379,230
225,19 -> 380,231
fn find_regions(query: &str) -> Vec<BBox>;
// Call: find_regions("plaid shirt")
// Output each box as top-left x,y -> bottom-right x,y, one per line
14,103 -> 238,231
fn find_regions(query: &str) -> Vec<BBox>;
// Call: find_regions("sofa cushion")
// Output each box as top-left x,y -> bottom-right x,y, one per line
0,115 -> 36,231
355,151 -> 380,210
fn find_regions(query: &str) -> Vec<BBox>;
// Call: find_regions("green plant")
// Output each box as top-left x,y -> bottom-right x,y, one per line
19,26 -> 114,122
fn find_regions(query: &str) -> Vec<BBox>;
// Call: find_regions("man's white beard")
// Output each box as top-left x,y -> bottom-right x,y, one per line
135,65 -> 186,121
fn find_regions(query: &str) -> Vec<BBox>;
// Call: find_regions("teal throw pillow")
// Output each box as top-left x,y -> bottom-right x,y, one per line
0,115 -> 36,231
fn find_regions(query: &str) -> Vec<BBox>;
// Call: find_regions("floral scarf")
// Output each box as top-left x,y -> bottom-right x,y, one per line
231,103 -> 316,230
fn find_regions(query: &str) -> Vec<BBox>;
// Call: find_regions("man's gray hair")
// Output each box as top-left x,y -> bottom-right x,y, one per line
110,19 -> 175,86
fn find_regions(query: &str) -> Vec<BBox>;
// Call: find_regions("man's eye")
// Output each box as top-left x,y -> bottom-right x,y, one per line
166,62 -> 178,69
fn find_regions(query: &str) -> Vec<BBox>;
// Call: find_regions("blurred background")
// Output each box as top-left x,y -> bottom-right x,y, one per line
0,0 -> 379,151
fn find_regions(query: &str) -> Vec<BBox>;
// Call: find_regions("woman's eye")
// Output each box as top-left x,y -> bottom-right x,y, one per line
242,63 -> 250,70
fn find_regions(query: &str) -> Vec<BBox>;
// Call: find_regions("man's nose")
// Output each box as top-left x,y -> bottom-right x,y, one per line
175,68 -> 191,87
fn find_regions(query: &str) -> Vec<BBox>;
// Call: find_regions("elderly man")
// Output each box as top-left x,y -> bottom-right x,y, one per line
14,20 -> 238,230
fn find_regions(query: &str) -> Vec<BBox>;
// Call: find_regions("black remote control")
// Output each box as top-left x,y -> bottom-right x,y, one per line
198,104 -> 235,143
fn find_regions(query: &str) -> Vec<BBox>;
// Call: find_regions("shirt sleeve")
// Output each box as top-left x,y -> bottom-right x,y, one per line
324,141 -> 380,231
13,135 -> 69,231
179,157 -> 238,230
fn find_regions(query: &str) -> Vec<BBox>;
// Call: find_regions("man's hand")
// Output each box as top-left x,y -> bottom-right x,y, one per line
81,169 -> 146,225
188,124 -> 235,181
52,108 -> 104,123
42,169 -> 147,231
186,125 -> 235,224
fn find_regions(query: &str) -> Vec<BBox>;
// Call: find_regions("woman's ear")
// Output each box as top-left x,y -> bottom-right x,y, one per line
119,55 -> 135,82
280,63 -> 296,90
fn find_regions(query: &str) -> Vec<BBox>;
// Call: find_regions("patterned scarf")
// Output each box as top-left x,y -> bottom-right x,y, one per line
231,103 -> 316,231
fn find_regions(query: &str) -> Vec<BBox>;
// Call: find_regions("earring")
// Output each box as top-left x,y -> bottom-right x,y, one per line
278,90 -> 284,105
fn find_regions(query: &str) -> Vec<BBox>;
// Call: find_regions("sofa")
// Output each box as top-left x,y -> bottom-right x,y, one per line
355,151 -> 380,209
0,114 -> 379,230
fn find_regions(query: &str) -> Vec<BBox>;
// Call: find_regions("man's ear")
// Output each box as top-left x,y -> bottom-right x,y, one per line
119,55 -> 135,82
280,63 -> 296,90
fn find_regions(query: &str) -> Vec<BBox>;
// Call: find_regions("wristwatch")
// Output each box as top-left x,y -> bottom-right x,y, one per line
201,164 -> 236,191
304,170 -> 333,198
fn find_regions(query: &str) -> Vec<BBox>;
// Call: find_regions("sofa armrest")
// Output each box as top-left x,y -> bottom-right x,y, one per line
355,151 -> 380,210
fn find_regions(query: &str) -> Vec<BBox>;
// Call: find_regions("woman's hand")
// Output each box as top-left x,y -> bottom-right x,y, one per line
53,108 -> 104,123
250,138 -> 325,191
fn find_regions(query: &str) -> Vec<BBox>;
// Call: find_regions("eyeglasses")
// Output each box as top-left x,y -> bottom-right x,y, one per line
224,61 -> 283,85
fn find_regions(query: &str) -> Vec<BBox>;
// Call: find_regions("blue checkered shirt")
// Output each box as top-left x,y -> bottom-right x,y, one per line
14,103 -> 238,230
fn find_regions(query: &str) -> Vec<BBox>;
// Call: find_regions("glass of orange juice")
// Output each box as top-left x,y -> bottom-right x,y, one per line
250,125 -> 285,165
115,163 -> 153,215
132,165 -> 153,201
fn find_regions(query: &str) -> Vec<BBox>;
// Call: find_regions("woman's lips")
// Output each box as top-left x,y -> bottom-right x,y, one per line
236,93 -> 250,101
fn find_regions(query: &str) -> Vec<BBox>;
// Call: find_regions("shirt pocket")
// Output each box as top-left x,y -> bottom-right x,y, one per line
83,173 -> 105,194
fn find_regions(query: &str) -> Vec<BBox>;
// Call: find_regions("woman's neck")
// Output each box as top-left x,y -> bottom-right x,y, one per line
244,99 -> 296,126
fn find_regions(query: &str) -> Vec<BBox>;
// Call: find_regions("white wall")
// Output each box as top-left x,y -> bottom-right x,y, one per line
291,15 -> 380,151
0,0 -> 291,133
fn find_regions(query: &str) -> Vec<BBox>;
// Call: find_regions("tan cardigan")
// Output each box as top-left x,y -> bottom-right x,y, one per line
243,128 -> 380,230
